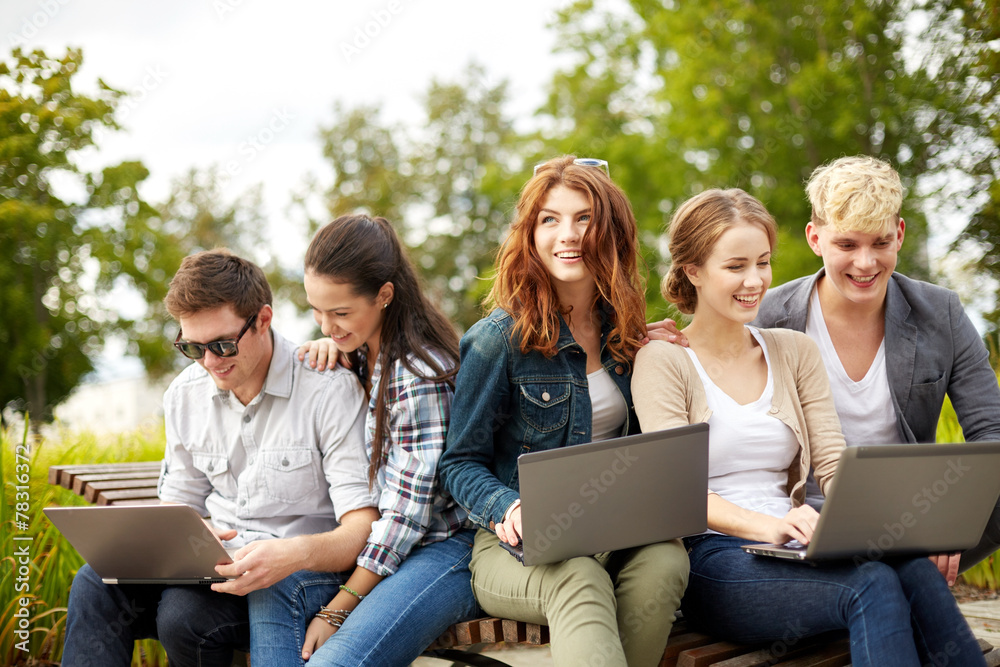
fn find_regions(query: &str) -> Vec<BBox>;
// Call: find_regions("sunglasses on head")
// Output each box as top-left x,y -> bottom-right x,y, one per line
173,313 -> 257,360
533,157 -> 610,177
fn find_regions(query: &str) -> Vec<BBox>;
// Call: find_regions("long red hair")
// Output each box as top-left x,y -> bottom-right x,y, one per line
487,156 -> 646,365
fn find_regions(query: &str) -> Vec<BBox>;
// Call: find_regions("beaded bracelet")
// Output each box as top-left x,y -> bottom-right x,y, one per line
315,606 -> 351,628
339,584 -> 365,601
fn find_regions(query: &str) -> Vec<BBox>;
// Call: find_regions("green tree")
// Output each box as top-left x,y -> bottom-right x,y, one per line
929,0 -> 1000,331
314,102 -> 411,226
0,48 -> 164,426
405,64 -> 526,329
308,65 -> 525,330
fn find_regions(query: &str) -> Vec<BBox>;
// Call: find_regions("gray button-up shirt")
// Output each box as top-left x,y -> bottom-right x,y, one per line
158,329 -> 374,548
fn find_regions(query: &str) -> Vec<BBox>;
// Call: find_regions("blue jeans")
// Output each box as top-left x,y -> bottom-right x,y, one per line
62,563 -> 250,667
247,569 -> 348,665
305,529 -> 480,667
682,535 -> 985,667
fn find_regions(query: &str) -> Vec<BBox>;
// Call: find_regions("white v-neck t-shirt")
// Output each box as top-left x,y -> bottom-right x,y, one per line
802,287 -> 901,507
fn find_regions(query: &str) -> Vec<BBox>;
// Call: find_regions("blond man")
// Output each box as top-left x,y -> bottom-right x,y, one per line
754,155 -> 1000,575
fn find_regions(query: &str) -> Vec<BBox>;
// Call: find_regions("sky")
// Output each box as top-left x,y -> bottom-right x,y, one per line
2,0 -> 571,262
2,0 -> 574,365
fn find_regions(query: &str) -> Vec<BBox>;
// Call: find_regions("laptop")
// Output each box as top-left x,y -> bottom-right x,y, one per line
742,442 -> 1000,562
44,504 -> 237,584
502,423 -> 709,567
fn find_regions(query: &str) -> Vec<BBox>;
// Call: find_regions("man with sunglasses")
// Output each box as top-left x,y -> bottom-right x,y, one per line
62,249 -> 378,667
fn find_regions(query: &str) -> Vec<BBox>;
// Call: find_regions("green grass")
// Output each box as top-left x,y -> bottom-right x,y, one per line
1,419 -> 168,666
951,343 -> 1000,590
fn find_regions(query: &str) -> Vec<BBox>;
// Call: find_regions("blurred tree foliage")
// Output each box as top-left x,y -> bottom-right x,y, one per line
932,0 -> 1000,330
0,49 -> 278,426
0,48 -> 163,426
310,64 -> 527,330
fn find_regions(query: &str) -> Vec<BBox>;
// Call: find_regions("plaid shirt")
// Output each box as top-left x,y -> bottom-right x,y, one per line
357,349 -> 468,576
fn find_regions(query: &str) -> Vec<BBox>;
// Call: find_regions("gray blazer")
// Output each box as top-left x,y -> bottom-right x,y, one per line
754,269 -> 1000,444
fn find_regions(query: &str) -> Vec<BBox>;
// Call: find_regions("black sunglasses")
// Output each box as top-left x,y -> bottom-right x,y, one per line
173,314 -> 257,360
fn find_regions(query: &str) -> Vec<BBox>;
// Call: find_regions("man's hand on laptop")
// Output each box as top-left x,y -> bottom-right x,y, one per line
928,552 -> 960,586
212,538 -> 301,595
495,502 -> 523,546
770,505 -> 820,545
203,519 -> 237,542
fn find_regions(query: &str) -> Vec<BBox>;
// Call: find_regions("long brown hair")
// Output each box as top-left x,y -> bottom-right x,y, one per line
305,215 -> 459,486
487,156 -> 646,365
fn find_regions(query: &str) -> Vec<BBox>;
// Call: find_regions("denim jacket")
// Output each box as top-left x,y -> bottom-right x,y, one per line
439,307 -> 636,530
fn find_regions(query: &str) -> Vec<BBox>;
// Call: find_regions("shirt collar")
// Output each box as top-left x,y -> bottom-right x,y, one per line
211,328 -> 294,406
261,329 -> 294,400
555,302 -> 611,352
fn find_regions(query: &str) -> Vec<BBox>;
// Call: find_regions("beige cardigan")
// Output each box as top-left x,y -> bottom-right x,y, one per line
632,328 -> 845,506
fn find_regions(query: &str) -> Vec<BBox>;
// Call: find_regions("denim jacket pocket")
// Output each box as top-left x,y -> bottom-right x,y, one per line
262,448 -> 321,504
519,381 -> 571,433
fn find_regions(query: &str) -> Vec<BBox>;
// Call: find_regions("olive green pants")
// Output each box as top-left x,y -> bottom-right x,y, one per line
469,529 -> 689,667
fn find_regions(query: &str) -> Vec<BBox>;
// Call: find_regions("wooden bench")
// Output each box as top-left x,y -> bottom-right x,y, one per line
48,462 -> 1000,666
49,461 -> 161,505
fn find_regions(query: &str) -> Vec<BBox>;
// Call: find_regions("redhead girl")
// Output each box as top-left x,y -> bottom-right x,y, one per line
439,157 -> 689,667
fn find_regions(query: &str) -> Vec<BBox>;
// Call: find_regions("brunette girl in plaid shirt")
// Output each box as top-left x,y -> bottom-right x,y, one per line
274,215 -> 478,667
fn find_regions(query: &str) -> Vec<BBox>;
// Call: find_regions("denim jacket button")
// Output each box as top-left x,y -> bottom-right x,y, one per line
615,365 -> 624,375
541,391 -> 551,402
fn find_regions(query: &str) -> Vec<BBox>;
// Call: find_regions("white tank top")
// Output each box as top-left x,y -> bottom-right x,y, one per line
588,366 -> 627,442
685,327 -> 799,530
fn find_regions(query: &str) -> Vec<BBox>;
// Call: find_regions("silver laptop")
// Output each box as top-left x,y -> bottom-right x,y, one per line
44,504 -> 237,584
742,442 -> 1000,562
503,423 -> 709,567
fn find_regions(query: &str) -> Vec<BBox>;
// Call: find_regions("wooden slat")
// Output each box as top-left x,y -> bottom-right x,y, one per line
72,470 -> 160,494
678,641 -> 751,667
477,618 -> 504,644
83,479 -> 159,503
712,639 -> 851,667
662,632 -> 716,659
95,488 -> 160,505
106,497 -> 160,506
525,622 -> 549,645
501,618 -> 526,644
50,462 -> 160,488
770,640 -> 851,667
455,619 -> 481,647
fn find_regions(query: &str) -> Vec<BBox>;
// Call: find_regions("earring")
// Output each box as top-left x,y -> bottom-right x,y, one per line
383,303 -> 389,309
